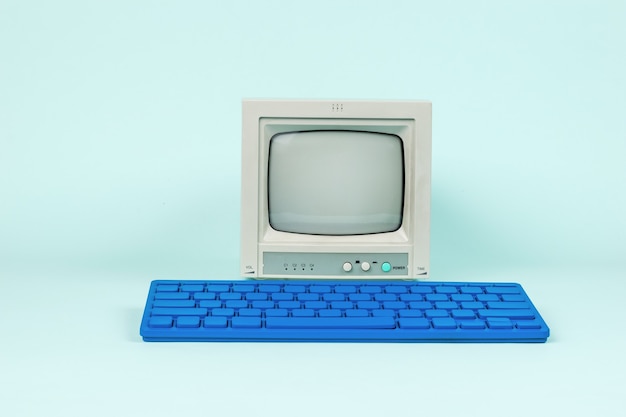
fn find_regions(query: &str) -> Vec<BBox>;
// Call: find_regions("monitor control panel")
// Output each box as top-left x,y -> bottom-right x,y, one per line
263,252 -> 409,276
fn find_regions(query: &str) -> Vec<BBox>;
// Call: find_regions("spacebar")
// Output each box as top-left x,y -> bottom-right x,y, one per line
265,317 -> 396,329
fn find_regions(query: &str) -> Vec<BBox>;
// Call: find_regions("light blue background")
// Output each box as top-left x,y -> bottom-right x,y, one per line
1,2 -> 625,416
2,0 -> 624,278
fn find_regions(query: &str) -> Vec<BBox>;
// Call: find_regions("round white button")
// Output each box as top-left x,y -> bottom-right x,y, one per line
342,262 -> 353,272
361,262 -> 371,272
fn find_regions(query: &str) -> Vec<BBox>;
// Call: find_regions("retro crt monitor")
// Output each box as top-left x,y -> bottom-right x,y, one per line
240,99 -> 431,279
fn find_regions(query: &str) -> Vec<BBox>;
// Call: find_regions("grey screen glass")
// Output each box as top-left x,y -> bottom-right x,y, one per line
268,130 -> 404,235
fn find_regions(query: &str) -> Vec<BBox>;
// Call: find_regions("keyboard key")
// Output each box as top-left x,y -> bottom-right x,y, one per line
220,293 -> 241,300
207,285 -> 230,292
425,310 -> 449,318
292,309 -> 315,317
272,293 -> 293,301
346,310 -> 369,317
265,309 -> 288,317
278,301 -> 301,309
502,295 -> 526,302
357,301 -> 380,310
400,294 -> 423,302
486,286 -> 520,295
383,301 -> 406,310
386,286 -> 408,294
177,316 -> 200,328
309,285 -> 331,293
399,318 -> 430,329
461,301 -> 485,310
409,301 -> 432,310
434,301 -> 458,310
154,292 -> 189,300
460,287 -> 483,294
232,317 -> 261,328
152,308 -> 207,316
297,293 -> 319,301
410,286 -> 433,294
323,293 -> 345,301
460,320 -> 486,330
486,301 -> 530,310
203,317 -> 227,328
435,286 -> 458,294
245,293 -> 268,301
450,294 -> 474,302
153,300 -> 195,308
372,309 -> 395,317
181,284 -> 204,292
425,294 -> 448,302
348,293 -> 370,301
252,301 -> 274,309
331,301 -> 353,310
335,285 -> 356,293
194,292 -> 216,300
476,294 -> 500,302
238,308 -> 262,317
149,316 -> 173,328
266,317 -> 396,329
233,285 -> 255,292
225,300 -> 248,309
398,309 -> 422,318
284,285 -> 306,293
319,310 -> 342,318
374,294 -> 397,301
451,310 -> 476,320
156,285 -> 178,292
432,318 -> 457,329
199,300 -> 222,308
258,285 -> 280,292
211,308 -> 235,317
304,301 -> 327,310
360,286 -> 382,293
478,309 -> 535,320
487,318 -> 514,329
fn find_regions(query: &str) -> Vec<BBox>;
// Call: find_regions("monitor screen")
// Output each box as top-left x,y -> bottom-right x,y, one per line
268,130 -> 404,236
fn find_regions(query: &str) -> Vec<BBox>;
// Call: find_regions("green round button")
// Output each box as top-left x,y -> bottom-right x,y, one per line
381,262 -> 391,273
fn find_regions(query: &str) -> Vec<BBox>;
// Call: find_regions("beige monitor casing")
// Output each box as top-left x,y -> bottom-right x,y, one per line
240,99 -> 431,279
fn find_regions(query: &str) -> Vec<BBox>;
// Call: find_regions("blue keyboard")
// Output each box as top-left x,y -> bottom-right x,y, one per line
140,280 -> 549,342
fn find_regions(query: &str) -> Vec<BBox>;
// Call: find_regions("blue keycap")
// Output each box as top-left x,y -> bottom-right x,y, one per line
245,293 -> 267,301
220,293 -> 241,300
149,316 -> 173,328
319,310 -> 342,318
177,316 -> 200,328
398,309 -> 422,318
181,284 -> 204,292
432,318 -> 457,329
141,280 -> 549,342
156,285 -> 178,292
232,285 -> 254,292
203,317 -> 227,328
194,292 -> 216,300
478,309 -> 535,320
154,292 -> 189,300
232,317 -> 261,328
278,301 -> 301,309
292,309 -> 315,317
153,300 -> 195,308
265,309 -> 288,317
238,308 -> 262,317
152,308 -> 207,316
487,318 -> 514,329
323,293 -> 345,301
207,285 -> 230,292
304,301 -> 327,310
258,285 -> 280,292
399,318 -> 430,329
297,293 -> 319,301
252,301 -> 275,309
211,308 -> 234,317
266,317 -> 396,329
460,320 -> 486,329
309,285 -> 331,293
272,293 -> 293,301
225,300 -> 248,309
199,300 -> 222,309
284,285 -> 306,293
374,294 -> 397,301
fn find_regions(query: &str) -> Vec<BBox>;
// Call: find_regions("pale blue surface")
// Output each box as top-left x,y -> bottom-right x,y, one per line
1,1 -> 625,416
